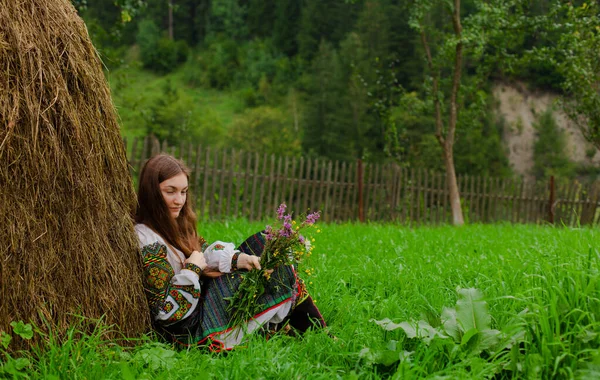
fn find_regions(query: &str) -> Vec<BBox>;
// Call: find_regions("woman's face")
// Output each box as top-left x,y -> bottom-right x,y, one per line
159,172 -> 188,219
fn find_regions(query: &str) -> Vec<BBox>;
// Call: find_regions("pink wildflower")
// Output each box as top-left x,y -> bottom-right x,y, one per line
277,203 -> 287,220
305,211 -> 321,225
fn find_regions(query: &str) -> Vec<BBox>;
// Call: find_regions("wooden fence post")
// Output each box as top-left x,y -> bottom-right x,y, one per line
548,175 -> 555,224
357,159 -> 365,222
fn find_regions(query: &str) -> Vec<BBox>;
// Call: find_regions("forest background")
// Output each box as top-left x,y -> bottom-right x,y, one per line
73,0 -> 599,182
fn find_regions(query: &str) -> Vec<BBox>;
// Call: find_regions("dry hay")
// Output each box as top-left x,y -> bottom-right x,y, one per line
0,0 -> 150,344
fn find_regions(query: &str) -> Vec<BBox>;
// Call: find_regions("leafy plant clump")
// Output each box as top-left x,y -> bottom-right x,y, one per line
368,288 -> 527,377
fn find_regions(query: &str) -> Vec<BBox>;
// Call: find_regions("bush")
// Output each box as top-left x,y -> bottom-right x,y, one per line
137,19 -> 188,74
235,39 -> 279,87
228,106 -> 301,156
201,36 -> 240,89
184,37 -> 297,95
140,80 -> 227,147
532,109 -> 575,179
181,53 -> 207,88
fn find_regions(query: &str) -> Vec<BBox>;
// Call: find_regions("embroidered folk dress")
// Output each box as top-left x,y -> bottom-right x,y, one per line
135,223 -> 300,350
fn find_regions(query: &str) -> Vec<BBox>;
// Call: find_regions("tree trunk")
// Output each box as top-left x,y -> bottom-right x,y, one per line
168,0 -> 174,40
444,144 -> 464,225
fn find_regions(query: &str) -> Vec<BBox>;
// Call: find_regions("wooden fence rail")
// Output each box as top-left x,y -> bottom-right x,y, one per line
124,136 -> 600,226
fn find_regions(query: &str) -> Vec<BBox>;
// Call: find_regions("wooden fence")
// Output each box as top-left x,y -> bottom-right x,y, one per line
124,136 -> 600,226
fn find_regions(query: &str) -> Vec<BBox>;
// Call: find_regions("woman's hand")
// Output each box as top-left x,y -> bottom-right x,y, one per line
236,253 -> 261,271
185,250 -> 207,271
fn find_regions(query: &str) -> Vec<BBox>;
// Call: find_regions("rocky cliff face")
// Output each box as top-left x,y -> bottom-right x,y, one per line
494,83 -> 600,177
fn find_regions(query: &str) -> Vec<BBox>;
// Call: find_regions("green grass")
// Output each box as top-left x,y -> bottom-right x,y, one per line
106,64 -> 245,144
3,223 -> 600,379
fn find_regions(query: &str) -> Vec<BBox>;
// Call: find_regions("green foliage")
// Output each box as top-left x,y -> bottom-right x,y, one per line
301,41 -> 355,161
109,66 -> 238,147
228,106 -> 301,156
235,40 -> 282,91
209,0 -> 248,40
532,109 -> 575,180
246,0 -> 276,38
0,321 -> 33,378
76,0 -> 600,176
136,19 -> 188,74
505,1 -> 600,151
390,90 -> 511,176
297,0 -> 360,61
10,322 -> 33,341
272,0 -> 302,56
143,80 -> 226,146
370,287 -> 512,364
197,36 -> 240,89
554,2 -> 600,151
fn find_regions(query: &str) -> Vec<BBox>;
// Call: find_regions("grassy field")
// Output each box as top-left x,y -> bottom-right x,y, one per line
107,64 -> 245,144
2,222 -> 600,379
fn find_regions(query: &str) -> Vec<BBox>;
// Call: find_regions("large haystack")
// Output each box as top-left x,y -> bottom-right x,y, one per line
0,0 -> 150,342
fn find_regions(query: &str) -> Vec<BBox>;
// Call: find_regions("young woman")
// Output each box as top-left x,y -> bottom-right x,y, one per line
134,154 -> 325,350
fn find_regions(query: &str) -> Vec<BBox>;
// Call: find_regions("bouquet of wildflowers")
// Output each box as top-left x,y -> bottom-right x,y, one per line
226,203 -> 320,328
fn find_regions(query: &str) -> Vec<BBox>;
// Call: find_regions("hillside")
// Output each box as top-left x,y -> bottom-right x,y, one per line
495,83 -> 600,177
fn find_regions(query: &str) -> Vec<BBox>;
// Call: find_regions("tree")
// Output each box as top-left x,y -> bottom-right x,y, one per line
272,0 -> 302,56
551,2 -> 600,150
408,0 -> 518,225
247,0 -> 276,38
297,0 -> 360,61
532,109 -> 574,180
168,0 -> 174,39
208,0 -> 248,40
302,40 -> 354,161
410,0 -> 466,225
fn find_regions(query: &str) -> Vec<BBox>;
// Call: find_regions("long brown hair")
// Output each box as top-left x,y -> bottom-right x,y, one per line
135,154 -> 199,256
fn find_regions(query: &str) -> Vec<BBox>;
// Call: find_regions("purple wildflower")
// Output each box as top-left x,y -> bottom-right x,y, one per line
265,225 -> 275,241
277,203 -> 287,220
305,211 -> 321,225
298,234 -> 305,244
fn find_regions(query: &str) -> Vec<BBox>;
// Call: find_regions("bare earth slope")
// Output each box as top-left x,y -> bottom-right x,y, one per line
494,83 -> 600,177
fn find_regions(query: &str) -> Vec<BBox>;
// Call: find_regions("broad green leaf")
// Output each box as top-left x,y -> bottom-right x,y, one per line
10,321 -> 33,340
441,307 -> 460,342
2,357 -> 31,376
456,288 -> 491,332
461,328 -> 479,347
370,318 -> 446,344
0,331 -> 11,349
370,318 -> 404,331
460,328 -> 501,355
577,329 -> 598,343
375,350 -> 402,367
479,329 -> 501,351
400,321 -> 444,344
132,346 -> 177,371
399,350 -> 414,363
13,358 -> 30,371
386,340 -> 398,351
359,347 -> 372,360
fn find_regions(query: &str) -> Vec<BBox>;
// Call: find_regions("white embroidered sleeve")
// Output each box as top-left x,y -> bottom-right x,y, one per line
203,241 -> 239,273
